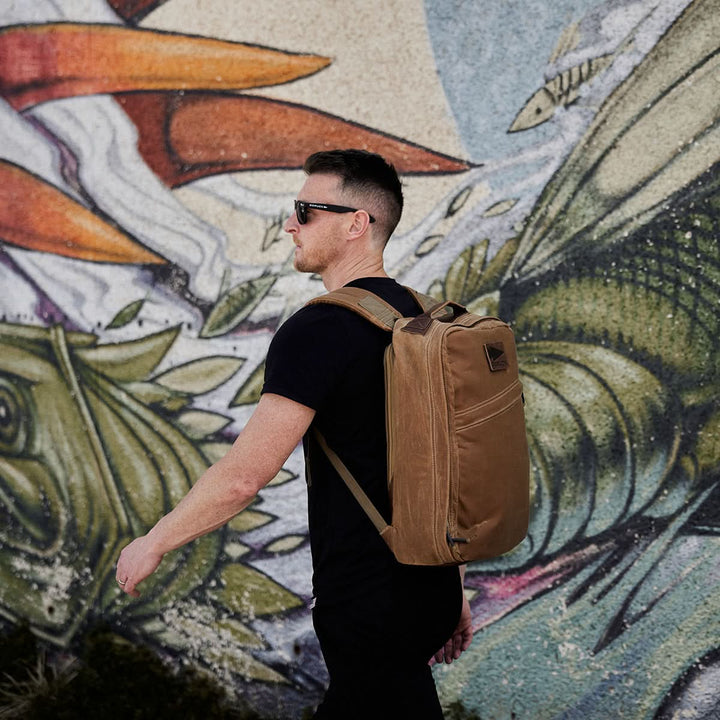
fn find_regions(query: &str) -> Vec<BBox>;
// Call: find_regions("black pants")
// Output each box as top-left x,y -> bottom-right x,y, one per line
311,568 -> 462,719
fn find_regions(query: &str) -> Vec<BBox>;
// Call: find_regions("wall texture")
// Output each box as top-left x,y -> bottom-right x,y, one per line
1,1 -> 719,718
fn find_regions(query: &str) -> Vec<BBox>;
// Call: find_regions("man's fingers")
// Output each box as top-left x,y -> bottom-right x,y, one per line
120,584 -> 142,598
431,623 -> 474,667
119,575 -> 142,597
453,633 -> 465,660
430,642 -> 450,666
116,573 -> 129,590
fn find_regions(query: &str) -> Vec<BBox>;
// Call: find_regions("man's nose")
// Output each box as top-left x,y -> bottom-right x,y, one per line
284,212 -> 298,233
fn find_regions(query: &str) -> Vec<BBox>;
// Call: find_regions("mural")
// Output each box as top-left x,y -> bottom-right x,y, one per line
1,0 -> 718,717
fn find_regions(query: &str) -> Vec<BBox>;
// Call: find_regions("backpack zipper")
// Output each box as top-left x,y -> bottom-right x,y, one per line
425,320 -> 463,562
447,530 -> 469,546
440,324 -> 475,560
383,345 -> 395,495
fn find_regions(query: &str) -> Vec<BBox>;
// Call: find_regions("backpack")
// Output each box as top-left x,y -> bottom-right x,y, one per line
306,286 -> 530,566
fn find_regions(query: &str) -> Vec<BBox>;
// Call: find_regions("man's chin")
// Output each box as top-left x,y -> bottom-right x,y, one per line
293,256 -> 318,274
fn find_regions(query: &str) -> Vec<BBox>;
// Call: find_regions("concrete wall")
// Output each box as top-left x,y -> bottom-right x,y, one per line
1,1 -> 718,717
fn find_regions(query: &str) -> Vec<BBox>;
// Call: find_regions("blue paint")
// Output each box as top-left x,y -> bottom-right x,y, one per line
423,0 -> 603,162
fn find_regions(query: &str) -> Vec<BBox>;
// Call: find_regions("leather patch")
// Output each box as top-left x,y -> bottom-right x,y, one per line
484,341 -> 508,371
402,313 -> 433,335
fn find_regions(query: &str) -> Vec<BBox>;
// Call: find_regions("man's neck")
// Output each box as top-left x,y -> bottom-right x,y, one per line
322,257 -> 388,291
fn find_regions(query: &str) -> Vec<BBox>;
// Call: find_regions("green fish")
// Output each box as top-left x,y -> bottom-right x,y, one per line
433,0 -> 720,715
0,321 -> 301,682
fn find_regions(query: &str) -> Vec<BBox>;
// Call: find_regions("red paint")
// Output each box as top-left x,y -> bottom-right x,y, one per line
118,92 -> 472,186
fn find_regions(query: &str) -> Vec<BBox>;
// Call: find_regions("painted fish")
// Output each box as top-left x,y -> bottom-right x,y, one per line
508,53 -> 615,132
430,17 -> 720,720
0,321 -> 301,680
433,4 -> 720,712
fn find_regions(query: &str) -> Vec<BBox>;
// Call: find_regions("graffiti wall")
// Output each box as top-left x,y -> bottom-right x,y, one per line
1,0 -> 718,717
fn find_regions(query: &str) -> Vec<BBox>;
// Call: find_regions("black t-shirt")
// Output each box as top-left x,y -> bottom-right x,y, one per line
262,277 -> 459,606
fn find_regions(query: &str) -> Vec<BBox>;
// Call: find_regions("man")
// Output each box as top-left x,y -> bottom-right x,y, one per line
116,149 -> 472,718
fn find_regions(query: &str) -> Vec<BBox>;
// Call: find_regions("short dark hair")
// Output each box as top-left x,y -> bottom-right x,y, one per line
303,149 -> 403,240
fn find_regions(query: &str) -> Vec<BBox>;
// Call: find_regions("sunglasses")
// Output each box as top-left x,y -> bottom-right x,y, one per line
294,200 -> 376,225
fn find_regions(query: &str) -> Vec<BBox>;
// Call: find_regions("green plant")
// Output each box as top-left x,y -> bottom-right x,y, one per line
0,624 -> 265,719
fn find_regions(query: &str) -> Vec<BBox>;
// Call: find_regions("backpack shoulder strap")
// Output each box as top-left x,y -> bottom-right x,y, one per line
305,287 -> 402,331
313,428 -> 388,534
305,286 -> 442,330
404,287 -> 441,313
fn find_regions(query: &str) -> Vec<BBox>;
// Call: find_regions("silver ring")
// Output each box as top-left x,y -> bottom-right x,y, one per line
117,579 -> 127,586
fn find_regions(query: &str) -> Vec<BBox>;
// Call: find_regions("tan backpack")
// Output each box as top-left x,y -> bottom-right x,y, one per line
307,287 -> 530,566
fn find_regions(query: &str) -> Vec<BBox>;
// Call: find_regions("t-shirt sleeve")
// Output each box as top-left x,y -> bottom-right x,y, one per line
261,305 -> 350,411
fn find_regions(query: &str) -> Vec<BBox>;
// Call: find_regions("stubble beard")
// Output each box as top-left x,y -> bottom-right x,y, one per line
293,242 -> 334,276
293,250 -> 316,274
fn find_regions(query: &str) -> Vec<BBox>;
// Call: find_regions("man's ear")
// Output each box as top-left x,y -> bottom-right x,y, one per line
347,210 -> 372,239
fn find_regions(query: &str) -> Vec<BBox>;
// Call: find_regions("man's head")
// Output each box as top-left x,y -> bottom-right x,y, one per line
302,149 -> 403,243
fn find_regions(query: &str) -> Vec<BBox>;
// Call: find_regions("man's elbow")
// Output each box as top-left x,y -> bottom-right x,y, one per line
215,456 -> 276,508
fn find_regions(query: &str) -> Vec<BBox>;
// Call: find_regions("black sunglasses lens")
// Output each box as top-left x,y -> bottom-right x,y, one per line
295,201 -> 307,224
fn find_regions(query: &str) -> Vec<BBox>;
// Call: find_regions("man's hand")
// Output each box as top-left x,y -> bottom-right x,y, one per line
430,592 -> 473,666
114,394 -> 315,599
116,535 -> 164,598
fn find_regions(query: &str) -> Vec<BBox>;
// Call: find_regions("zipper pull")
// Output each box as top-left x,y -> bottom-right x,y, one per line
446,530 -> 469,546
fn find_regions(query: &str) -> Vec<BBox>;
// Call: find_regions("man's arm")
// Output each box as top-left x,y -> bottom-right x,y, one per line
116,393 -> 315,597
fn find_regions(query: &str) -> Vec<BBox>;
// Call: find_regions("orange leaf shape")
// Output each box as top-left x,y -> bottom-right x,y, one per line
0,23 -> 331,111
117,92 -> 472,186
0,161 -> 167,264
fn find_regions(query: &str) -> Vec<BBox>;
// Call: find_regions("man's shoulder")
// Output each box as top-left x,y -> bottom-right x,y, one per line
270,300 -> 354,351
274,278 -> 422,344
283,298 -> 351,329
